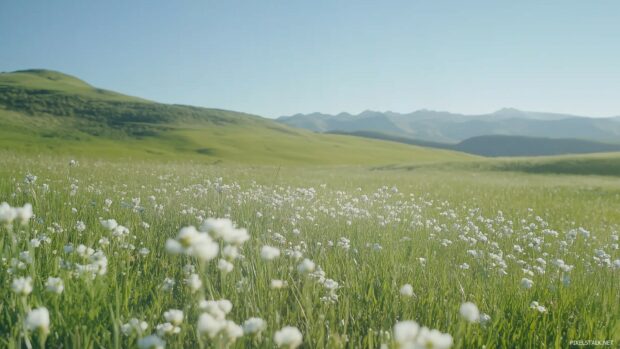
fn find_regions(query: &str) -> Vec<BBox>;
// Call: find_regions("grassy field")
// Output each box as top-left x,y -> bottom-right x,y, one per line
0,151 -> 618,348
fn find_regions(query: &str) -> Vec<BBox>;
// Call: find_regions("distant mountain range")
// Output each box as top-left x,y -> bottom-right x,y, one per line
278,109 -> 620,144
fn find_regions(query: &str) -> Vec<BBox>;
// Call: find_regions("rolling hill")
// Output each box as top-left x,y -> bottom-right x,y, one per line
0,69 -> 475,165
279,109 -> 620,144
328,131 -> 620,157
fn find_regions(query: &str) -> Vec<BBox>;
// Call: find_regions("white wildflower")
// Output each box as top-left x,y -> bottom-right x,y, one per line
163,309 -> 183,326
460,302 -> 480,323
185,273 -> 202,292
261,245 -> 281,260
520,278 -> 534,289
274,326 -> 303,348
12,276 -> 33,296
26,307 -> 50,335
45,277 -> 64,294
242,317 -> 266,335
297,259 -> 315,273
400,284 -> 414,297
156,322 -> 181,336
100,219 -> 118,231
218,259 -> 234,273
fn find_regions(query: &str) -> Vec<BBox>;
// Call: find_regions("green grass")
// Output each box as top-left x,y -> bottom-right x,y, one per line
0,151 -> 618,348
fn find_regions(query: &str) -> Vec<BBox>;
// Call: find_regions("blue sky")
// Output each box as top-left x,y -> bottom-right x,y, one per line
1,0 -> 619,118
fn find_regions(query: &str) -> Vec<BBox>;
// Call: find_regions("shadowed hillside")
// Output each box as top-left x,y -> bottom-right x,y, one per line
328,131 -> 620,157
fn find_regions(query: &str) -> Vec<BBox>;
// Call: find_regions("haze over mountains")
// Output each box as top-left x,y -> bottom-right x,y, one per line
278,109 -> 620,156
279,109 -> 620,142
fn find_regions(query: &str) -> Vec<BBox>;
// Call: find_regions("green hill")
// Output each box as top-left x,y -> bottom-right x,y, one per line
0,69 -> 475,165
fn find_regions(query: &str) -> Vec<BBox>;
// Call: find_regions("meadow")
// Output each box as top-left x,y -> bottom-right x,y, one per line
0,151 -> 618,349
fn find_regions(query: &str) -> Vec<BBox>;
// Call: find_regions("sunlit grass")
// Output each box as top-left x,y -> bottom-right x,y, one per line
0,152 -> 618,348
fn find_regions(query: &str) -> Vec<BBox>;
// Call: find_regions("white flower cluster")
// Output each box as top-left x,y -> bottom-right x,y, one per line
459,302 -> 480,323
12,276 -> 33,296
100,219 -> 130,238
165,218 -> 249,266
196,299 -> 243,344
530,301 -> 547,313
400,284 -> 415,297
274,326 -> 303,348
393,320 -> 453,349
0,202 -> 33,225
26,307 -> 50,335
122,318 -> 149,336
155,309 -> 183,337
72,247 -> 108,279
261,245 -> 281,260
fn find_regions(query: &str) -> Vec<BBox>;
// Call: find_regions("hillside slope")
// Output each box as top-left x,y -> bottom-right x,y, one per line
0,69 -> 475,165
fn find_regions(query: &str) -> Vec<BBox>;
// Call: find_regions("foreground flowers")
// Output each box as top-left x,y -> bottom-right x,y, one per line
520,278 -> 534,289
122,318 -> 149,336
459,302 -> 480,323
11,276 -> 33,296
196,313 -> 243,344
274,326 -> 303,349
165,226 -> 219,262
261,245 -> 281,260
26,307 -> 50,348
26,307 -> 50,335
394,320 -> 453,349
0,202 -> 33,225
45,277 -> 64,294
1,162 -> 616,348
242,317 -> 266,336
400,284 -> 415,297
530,301 -> 548,313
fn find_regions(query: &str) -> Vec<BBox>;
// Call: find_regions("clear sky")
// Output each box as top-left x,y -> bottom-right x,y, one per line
1,0 -> 619,118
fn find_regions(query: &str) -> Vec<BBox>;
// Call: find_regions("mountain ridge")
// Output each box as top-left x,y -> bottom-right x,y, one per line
278,109 -> 620,143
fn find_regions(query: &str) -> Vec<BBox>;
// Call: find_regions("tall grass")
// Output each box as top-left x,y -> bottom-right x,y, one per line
0,152 -> 618,348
